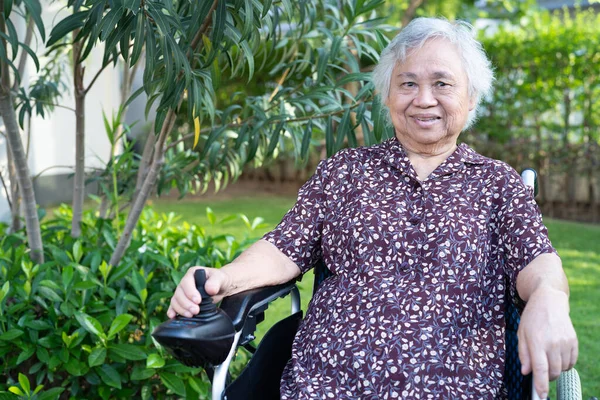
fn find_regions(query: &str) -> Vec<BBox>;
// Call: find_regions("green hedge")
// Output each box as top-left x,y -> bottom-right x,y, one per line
0,206 -> 257,399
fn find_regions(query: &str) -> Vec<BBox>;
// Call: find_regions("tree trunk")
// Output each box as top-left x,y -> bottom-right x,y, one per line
71,37 -> 85,238
7,142 -> 22,231
0,93 -> 44,262
98,58 -> 139,219
0,14 -> 43,262
131,129 -> 156,207
110,111 -> 175,266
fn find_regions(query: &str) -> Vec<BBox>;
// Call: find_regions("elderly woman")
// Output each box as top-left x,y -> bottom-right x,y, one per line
168,17 -> 577,399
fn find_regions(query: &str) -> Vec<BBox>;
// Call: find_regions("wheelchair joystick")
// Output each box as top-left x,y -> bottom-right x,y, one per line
152,269 -> 235,368
194,268 -> 217,317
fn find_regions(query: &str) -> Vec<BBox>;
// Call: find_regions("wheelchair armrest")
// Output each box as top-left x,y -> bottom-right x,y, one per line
219,280 -> 298,331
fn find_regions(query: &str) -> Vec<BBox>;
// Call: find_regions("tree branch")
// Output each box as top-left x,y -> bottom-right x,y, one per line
83,53 -> 120,95
188,0 -> 219,57
28,100 -> 76,113
13,17 -> 34,91
0,168 -> 12,210
166,102 -> 363,151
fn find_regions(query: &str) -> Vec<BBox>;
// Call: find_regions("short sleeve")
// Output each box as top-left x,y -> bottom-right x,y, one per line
262,160 -> 328,274
497,170 -> 557,310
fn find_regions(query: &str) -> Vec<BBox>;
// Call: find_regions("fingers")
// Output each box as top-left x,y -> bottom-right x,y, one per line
531,355 -> 549,399
167,266 -> 205,319
560,340 -> 572,372
518,330 -> 532,375
168,285 -> 200,318
568,341 -> 579,370
180,266 -> 203,304
547,350 -> 562,381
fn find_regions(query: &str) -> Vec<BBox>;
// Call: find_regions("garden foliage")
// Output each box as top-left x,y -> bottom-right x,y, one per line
0,207 -> 260,399
472,7 -> 600,215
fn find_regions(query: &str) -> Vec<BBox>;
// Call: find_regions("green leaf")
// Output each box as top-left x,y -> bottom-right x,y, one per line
211,0 -> 226,46
0,280 -> 10,303
300,120 -> 313,161
38,286 -> 63,302
23,0 -> 45,42
102,228 -> 116,250
65,358 -> 89,377
40,280 -> 61,291
225,24 -> 254,81
74,280 -> 97,290
72,241 -> 83,263
130,270 -> 146,297
159,372 -> 186,396
336,72 -> 371,88
325,115 -> 334,157
18,373 -> 30,394
47,11 -> 87,47
130,366 -> 155,381
96,365 -> 122,389
4,19 -> 19,61
107,262 -> 132,286
88,347 -> 107,367
36,347 -> 49,363
241,0 -> 254,40
266,121 -> 284,157
316,48 -> 329,84
36,388 -> 65,400
8,386 -> 24,396
74,312 -> 105,339
0,329 -> 24,341
107,314 -> 133,339
24,320 -> 51,331
17,347 -> 36,365
3,0 -> 12,19
99,6 -> 124,41
206,207 -> 216,225
130,12 -> 145,65
146,353 -> 165,368
109,343 -> 146,361
61,265 -> 74,290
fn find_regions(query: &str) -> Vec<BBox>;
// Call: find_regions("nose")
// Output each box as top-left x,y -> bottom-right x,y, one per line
413,86 -> 437,108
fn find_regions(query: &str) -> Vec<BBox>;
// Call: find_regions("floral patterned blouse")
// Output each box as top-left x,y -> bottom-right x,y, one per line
263,137 -> 555,399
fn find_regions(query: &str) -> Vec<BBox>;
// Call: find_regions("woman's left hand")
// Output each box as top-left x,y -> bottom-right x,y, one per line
517,285 -> 578,399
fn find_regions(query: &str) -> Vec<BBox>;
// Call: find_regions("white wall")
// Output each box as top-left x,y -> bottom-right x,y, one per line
0,3 -> 121,222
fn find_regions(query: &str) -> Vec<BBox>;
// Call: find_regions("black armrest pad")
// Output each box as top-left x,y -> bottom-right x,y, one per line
219,280 -> 298,331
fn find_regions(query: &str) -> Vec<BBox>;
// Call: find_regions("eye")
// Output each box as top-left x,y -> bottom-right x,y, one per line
435,81 -> 450,88
401,82 -> 416,88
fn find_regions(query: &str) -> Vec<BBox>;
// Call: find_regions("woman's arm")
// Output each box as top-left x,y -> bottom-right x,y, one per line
167,239 -> 302,319
516,253 -> 578,399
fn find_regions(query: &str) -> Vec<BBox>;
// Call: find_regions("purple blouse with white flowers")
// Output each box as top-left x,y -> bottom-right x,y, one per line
263,137 -> 555,399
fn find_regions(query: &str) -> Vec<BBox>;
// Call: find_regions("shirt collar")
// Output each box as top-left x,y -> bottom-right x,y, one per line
380,137 -> 487,180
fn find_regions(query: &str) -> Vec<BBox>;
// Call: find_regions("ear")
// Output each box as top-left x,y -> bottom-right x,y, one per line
468,93 -> 477,111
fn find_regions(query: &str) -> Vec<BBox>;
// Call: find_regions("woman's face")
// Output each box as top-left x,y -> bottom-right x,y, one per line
386,38 -> 476,154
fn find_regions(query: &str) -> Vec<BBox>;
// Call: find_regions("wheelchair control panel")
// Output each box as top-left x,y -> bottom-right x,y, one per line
152,269 -> 236,368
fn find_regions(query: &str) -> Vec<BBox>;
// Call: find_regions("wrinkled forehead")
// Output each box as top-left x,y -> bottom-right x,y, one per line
395,38 -> 469,81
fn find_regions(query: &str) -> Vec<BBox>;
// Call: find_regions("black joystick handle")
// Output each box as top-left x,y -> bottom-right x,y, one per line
194,269 -> 217,318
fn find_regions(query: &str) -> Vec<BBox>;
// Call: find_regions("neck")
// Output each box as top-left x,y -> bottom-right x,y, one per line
401,141 -> 458,181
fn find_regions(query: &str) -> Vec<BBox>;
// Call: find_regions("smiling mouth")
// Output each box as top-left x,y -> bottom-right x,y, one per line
413,116 -> 441,123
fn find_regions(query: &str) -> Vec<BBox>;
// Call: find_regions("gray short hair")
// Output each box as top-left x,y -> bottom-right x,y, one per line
372,17 -> 494,130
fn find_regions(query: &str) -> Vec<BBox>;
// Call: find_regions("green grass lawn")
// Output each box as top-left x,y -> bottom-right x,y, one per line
154,195 -> 600,398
